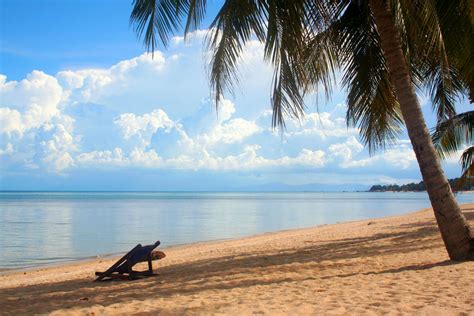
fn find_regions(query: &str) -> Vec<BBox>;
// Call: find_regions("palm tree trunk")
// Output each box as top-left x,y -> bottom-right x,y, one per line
369,0 -> 473,260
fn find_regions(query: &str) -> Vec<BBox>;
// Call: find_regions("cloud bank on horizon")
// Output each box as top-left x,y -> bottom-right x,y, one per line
0,31 -> 463,190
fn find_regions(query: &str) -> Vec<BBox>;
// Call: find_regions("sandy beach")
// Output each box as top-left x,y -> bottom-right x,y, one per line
1,204 -> 473,315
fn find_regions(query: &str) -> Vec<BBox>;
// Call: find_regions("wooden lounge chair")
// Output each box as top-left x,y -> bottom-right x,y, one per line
94,241 -> 166,281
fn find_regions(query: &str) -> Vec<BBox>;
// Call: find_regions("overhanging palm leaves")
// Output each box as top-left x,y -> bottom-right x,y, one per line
432,111 -> 474,158
333,2 -> 403,152
130,0 -> 472,152
206,1 -> 266,109
130,0 -> 212,50
432,111 -> 474,189
410,0 -> 474,120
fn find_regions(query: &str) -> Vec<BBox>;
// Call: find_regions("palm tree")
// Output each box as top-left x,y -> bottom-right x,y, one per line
130,0 -> 474,260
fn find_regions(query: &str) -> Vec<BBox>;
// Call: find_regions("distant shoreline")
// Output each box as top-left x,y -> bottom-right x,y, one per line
2,190 -> 472,193
368,190 -> 474,193
368,177 -> 473,192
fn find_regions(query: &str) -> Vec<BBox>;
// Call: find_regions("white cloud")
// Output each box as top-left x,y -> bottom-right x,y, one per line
0,71 -> 63,135
340,142 -> 417,169
329,136 -> 364,167
34,116 -> 78,172
288,111 -> 358,139
194,98 -> 262,146
115,109 -> 174,147
56,52 -> 167,105
3,29 -> 449,187
171,29 -> 208,46
202,118 -> 261,145
0,71 -> 81,172
0,108 -> 22,135
76,147 -> 127,167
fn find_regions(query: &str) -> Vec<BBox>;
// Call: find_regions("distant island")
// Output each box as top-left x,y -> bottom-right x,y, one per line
368,178 -> 473,192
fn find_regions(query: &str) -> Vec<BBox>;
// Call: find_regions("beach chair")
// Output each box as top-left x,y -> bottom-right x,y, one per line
94,241 -> 166,281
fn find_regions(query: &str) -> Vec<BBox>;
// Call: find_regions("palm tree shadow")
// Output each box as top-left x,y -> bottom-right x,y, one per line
320,259 -> 459,280
364,260 -> 457,275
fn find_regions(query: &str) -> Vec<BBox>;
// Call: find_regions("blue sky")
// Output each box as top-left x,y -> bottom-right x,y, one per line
0,0 -> 469,191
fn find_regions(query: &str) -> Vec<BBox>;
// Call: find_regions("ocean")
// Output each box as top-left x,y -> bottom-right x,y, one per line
1,191 -> 473,269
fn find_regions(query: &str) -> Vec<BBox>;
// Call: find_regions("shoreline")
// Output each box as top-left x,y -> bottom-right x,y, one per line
1,204 -> 473,315
0,205 -> 430,274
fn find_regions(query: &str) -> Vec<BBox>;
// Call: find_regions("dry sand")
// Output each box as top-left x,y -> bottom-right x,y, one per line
1,204 -> 473,315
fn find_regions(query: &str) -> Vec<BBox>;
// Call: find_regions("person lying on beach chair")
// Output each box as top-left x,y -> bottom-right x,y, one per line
94,241 -> 166,281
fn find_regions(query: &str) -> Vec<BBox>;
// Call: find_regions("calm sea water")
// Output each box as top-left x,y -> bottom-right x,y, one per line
1,191 -> 473,269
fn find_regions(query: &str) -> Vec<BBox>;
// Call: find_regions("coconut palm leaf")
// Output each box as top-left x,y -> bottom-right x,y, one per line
453,146 -> 474,191
184,0 -> 208,35
395,0 -> 472,120
460,146 -> 474,175
130,0 -> 212,50
433,0 -> 474,103
129,0 -> 471,153
130,0 -> 473,129
423,66 -> 466,120
336,1 -> 403,152
264,0 -> 309,127
432,111 -> 474,159
205,0 -> 266,107
432,109 -> 473,187
130,0 -> 187,50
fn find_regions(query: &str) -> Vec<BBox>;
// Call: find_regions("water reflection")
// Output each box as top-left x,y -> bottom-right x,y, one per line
0,192 -> 473,268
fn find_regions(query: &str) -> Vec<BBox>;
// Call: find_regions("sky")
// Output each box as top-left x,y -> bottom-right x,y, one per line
0,0 -> 469,191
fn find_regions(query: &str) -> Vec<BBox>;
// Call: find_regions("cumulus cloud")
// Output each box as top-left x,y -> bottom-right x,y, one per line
34,117 -> 78,172
1,29 -> 434,187
0,71 -> 81,172
0,71 -> 63,135
171,29 -> 208,46
288,111 -> 358,139
115,109 -> 174,147
339,142 -> 417,169
202,118 -> 261,145
77,147 -> 128,167
57,52 -> 167,104
329,136 -> 365,167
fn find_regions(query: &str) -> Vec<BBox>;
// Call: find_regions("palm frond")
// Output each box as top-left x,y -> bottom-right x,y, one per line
452,146 -> 474,191
338,2 -> 404,152
206,0 -> 266,107
460,146 -> 474,172
402,0 -> 474,119
396,0 -> 466,120
130,0 -> 210,49
302,5 -> 342,101
427,66 -> 465,120
184,0 -> 207,35
129,0 -> 472,151
432,111 -> 474,159
207,0 -> 314,128
264,0 -> 308,128
130,0 -> 191,50
434,0 -> 474,103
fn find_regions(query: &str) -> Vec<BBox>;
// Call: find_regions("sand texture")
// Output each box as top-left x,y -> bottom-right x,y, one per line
1,204 -> 473,315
